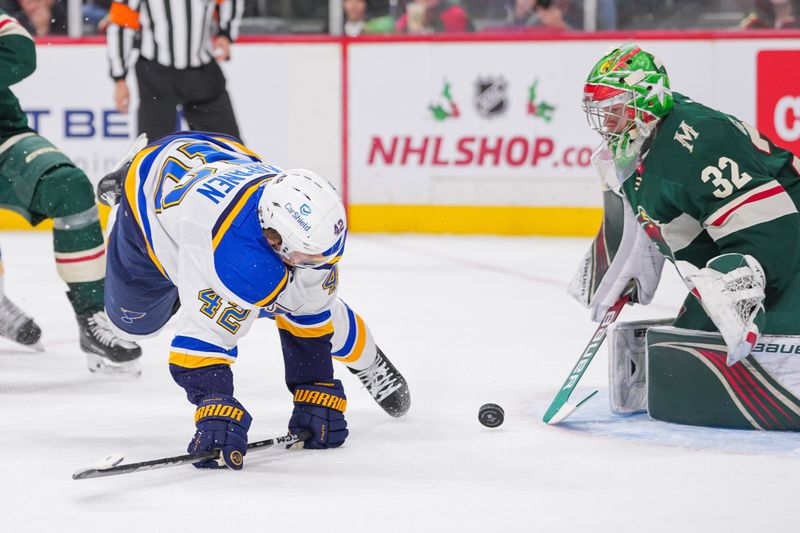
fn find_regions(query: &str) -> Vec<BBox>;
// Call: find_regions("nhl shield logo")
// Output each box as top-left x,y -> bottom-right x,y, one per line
474,76 -> 507,118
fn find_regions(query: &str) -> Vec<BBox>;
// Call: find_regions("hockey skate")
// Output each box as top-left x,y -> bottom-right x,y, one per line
77,310 -> 142,376
0,295 -> 43,349
349,347 -> 410,418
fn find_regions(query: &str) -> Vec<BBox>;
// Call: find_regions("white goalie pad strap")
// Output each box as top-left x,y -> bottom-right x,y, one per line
55,244 -> 106,283
608,318 -> 673,415
569,194 -> 665,322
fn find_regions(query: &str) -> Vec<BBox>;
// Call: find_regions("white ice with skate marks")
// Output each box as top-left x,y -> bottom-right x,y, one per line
2,232 -> 800,532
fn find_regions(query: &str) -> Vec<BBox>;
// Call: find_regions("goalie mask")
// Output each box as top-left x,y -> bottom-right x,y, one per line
258,168 -> 347,268
583,44 -> 673,189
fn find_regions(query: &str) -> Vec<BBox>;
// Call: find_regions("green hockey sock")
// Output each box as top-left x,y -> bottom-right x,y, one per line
30,165 -> 106,315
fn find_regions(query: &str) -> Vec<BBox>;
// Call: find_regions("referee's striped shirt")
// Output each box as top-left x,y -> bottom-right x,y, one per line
106,0 -> 244,80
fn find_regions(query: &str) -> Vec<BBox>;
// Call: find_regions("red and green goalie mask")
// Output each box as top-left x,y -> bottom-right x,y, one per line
583,44 -> 673,188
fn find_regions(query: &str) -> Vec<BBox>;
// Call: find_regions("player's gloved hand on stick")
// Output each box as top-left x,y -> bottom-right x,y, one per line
289,380 -> 348,449
685,253 -> 766,366
188,394 -> 252,470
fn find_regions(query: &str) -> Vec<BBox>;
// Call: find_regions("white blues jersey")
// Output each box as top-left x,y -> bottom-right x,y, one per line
119,132 -> 353,368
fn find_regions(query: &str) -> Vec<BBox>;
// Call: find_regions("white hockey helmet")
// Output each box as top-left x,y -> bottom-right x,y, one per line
257,168 -> 347,268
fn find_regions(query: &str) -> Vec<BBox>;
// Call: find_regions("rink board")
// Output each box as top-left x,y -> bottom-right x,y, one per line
3,33 -> 800,234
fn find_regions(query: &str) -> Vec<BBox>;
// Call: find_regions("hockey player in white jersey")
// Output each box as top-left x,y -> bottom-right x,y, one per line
98,131 -> 410,469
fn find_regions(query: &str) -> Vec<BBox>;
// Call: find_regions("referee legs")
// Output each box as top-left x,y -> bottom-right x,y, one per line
135,58 -> 241,142
135,58 -> 181,141
177,61 -> 241,141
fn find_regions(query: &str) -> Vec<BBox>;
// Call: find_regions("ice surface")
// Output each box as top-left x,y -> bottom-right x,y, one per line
2,232 -> 799,532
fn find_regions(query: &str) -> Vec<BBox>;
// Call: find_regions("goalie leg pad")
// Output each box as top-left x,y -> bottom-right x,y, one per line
608,318 -> 673,415
647,326 -> 800,431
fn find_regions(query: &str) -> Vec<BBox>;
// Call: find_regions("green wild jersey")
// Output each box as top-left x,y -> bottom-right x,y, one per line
0,9 -> 36,142
622,92 -> 800,306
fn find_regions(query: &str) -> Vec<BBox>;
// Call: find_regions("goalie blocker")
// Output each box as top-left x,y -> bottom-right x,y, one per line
609,320 -> 800,430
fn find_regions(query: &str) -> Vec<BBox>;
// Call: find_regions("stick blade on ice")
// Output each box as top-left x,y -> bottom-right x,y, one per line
72,453 -> 124,480
544,390 -> 598,425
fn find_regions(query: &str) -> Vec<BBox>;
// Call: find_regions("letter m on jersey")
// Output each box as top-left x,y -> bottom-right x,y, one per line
674,121 -> 699,152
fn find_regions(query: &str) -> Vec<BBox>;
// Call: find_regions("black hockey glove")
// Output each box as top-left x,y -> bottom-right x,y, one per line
188,394 -> 252,470
289,380 -> 348,449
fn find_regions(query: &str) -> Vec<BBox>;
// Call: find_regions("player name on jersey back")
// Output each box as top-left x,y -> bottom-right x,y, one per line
187,162 -> 282,206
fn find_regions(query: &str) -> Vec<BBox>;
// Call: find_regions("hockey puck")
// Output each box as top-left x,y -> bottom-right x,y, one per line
478,403 -> 504,428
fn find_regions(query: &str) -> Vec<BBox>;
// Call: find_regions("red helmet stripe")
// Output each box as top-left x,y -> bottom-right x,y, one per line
612,47 -> 642,71
584,83 -> 625,101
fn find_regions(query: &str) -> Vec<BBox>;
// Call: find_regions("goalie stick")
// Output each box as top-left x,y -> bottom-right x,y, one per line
543,288 -> 633,425
72,430 -> 312,480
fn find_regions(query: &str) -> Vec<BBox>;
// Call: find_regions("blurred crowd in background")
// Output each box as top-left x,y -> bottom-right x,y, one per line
1,0 -> 798,37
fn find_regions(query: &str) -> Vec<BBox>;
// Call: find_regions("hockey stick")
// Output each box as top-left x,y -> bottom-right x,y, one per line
72,430 -> 312,480
543,289 -> 633,425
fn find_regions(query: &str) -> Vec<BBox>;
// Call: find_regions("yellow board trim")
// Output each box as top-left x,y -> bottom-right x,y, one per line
0,204 -> 112,231
1,204 -> 602,237
169,351 -> 234,368
275,315 -> 334,338
347,205 -> 603,236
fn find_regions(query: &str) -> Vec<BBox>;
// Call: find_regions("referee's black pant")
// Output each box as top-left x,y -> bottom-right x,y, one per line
135,57 -> 241,142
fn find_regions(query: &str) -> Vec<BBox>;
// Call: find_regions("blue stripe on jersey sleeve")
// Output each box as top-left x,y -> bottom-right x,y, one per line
286,310 -> 332,325
171,335 -> 239,358
136,147 -> 160,254
213,193 -> 289,307
332,305 -> 357,357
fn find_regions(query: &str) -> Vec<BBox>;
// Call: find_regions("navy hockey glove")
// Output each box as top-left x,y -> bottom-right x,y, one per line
289,380 -> 348,449
189,394 -> 252,470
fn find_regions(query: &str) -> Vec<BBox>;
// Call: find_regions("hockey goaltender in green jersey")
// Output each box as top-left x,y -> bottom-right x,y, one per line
570,43 -> 800,431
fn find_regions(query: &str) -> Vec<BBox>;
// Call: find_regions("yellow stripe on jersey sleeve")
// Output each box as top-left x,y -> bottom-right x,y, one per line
253,268 -> 289,307
211,178 -> 268,251
169,352 -> 234,368
275,315 -> 335,338
332,313 -> 367,363
214,136 -> 261,160
123,145 -> 168,278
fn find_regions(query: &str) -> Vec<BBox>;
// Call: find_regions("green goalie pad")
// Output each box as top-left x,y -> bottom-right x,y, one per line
647,326 -> 800,431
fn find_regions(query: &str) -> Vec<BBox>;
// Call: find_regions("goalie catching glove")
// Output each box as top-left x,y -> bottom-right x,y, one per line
189,394 -> 252,470
684,253 -> 766,366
